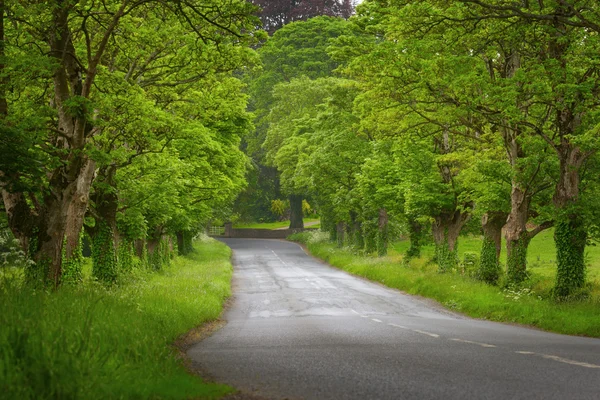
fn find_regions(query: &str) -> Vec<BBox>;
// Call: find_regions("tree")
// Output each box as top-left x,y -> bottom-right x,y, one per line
0,0 -> 259,286
251,0 -> 354,33
244,16 -> 354,227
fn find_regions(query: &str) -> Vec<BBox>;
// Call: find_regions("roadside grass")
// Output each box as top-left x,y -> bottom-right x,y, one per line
0,238 -> 234,400
234,218 -> 319,230
290,231 -> 600,338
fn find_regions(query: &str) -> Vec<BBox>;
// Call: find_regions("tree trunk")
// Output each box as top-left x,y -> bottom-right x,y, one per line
504,185 -> 532,284
406,217 -> 423,259
336,221 -> 345,247
377,208 -> 388,257
89,175 -> 119,283
176,230 -> 194,255
479,211 -> 507,284
432,209 -> 470,272
553,143 -> 587,297
288,194 -> 304,229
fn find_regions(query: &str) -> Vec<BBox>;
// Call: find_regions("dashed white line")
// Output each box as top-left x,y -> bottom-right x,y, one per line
388,323 -> 408,329
372,318 -> 383,323
450,338 -> 495,348
516,351 -> 600,369
361,315 -> 369,318
351,309 -> 360,315
414,329 -> 440,338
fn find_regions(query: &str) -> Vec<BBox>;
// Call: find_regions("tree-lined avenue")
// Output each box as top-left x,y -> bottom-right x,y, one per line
188,239 -> 600,400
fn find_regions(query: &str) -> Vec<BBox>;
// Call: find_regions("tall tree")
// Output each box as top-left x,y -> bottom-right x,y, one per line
251,0 -> 354,33
0,0 -> 259,286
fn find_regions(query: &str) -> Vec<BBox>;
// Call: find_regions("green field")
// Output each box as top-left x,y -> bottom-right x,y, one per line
0,238 -> 234,399
290,230 -> 600,337
234,218 -> 320,230
390,229 -> 600,294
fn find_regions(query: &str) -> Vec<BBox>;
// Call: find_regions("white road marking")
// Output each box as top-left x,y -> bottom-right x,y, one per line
414,329 -> 440,338
372,318 -> 383,323
450,338 -> 495,348
516,351 -> 600,369
271,250 -> 287,266
351,309 -> 360,315
361,315 -> 369,318
388,323 -> 408,329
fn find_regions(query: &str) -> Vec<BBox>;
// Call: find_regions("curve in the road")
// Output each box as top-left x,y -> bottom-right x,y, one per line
188,238 -> 600,400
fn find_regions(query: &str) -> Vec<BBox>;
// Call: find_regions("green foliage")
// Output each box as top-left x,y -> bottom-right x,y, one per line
376,224 -> 388,257
270,199 -> 289,217
461,251 -> 480,277
554,216 -> 587,299
478,237 -> 500,284
506,237 -> 530,285
117,239 -> 135,273
435,241 -> 458,273
61,231 -> 84,285
0,239 -> 234,399
91,222 -> 117,284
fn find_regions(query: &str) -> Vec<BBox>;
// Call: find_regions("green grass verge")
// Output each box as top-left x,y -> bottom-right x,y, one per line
0,238 -> 234,399
289,231 -> 600,338
233,218 -> 319,230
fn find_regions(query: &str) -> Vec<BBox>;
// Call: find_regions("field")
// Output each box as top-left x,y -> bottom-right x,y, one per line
390,229 -> 600,296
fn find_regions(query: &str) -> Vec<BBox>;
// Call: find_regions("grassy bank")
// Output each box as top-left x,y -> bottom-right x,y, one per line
290,231 -> 600,338
0,238 -> 234,399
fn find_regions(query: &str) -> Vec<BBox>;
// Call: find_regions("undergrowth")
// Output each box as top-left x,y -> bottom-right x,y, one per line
289,231 -> 600,338
0,237 -> 234,399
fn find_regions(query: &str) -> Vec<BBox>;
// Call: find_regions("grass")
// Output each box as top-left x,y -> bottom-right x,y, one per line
0,238 -> 234,400
290,231 -> 600,338
390,229 -> 600,296
233,218 -> 320,230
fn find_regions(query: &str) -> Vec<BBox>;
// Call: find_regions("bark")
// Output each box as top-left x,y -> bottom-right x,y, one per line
288,194 -> 304,229
0,0 -> 7,116
479,211 -> 507,284
432,208 -> 471,272
377,208 -> 388,256
336,221 -> 345,247
481,212 -> 507,260
406,217 -> 423,259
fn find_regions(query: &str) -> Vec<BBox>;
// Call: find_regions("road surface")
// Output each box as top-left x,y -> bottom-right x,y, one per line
187,238 -> 600,399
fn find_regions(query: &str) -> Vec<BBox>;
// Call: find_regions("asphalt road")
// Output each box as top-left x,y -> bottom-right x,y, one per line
187,238 -> 600,400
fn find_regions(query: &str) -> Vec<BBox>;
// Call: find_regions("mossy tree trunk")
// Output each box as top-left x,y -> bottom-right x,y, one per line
176,230 -> 194,256
432,209 -> 470,272
376,208 -> 388,257
336,221 -> 345,247
478,211 -> 507,284
88,166 -> 119,283
406,217 -> 423,259
288,194 -> 304,229
552,142 -> 588,297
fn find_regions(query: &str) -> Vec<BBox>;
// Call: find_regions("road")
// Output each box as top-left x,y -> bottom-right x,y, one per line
187,239 -> 600,400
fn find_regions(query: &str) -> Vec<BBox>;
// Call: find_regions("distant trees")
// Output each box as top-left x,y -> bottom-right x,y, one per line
251,0 -> 354,33
254,1 -> 600,298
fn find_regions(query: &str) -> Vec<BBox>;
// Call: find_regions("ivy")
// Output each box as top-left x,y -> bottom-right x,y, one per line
24,227 -> 47,287
553,216 -> 587,299
436,240 -> 457,273
363,223 -> 376,254
376,224 -> 388,257
478,237 -> 500,284
92,221 -> 118,284
117,238 -> 135,273
506,236 -> 529,285
62,230 -> 84,285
